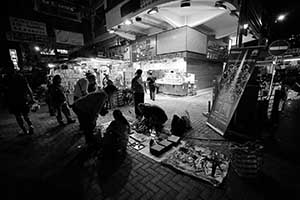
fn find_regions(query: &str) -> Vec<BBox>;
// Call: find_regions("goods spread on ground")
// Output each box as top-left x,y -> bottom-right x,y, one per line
162,142 -> 230,186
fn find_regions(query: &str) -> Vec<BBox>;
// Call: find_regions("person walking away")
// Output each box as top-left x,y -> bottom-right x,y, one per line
131,69 -> 145,119
49,75 -> 75,125
147,72 -> 156,101
104,79 -> 118,109
72,91 -> 108,146
5,63 -> 35,135
73,77 -> 89,101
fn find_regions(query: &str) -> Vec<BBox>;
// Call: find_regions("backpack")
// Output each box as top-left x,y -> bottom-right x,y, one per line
171,114 -> 186,137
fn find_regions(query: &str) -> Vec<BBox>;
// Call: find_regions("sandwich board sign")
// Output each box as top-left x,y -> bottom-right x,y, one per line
268,40 -> 289,56
206,47 -> 262,136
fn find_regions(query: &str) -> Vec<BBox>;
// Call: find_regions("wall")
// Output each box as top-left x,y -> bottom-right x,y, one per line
156,27 -> 187,55
185,52 -> 223,89
156,26 -> 208,55
186,27 -> 207,54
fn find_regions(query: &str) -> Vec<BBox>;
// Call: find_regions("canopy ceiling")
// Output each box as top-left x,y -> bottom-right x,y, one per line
110,0 -> 238,40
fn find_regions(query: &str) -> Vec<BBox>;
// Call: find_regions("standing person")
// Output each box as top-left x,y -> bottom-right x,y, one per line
131,69 -> 145,119
49,75 -> 75,125
5,63 -> 35,135
102,73 -> 109,88
104,79 -> 118,109
73,77 -> 89,101
72,91 -> 108,146
86,73 -> 98,93
147,71 -> 156,101
45,75 -> 56,116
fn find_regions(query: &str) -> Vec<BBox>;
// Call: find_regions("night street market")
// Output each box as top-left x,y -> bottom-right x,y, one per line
0,0 -> 300,200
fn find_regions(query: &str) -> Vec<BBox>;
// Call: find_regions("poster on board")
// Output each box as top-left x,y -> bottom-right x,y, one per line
206,47 -> 261,136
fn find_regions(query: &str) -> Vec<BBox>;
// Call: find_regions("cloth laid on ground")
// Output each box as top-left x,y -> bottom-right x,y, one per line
161,141 -> 230,187
128,130 -> 177,162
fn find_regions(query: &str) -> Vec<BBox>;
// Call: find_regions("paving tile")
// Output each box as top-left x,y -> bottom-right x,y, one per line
0,91 -> 277,200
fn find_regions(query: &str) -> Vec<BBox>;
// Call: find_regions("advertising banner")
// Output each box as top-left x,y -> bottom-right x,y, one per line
55,29 -> 84,46
9,17 -> 47,36
33,0 -> 82,22
207,47 -> 261,136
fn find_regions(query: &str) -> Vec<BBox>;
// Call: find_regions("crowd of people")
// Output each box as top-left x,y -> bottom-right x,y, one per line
2,63 -> 170,162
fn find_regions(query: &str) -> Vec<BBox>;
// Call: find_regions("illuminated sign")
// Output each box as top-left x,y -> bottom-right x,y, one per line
9,49 -> 19,70
57,49 -> 69,54
40,48 -> 55,55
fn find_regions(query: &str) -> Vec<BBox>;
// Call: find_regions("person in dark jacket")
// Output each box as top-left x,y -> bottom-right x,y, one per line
102,109 -> 129,159
49,75 -> 75,125
131,69 -> 145,119
147,72 -> 156,101
5,63 -> 35,135
72,91 -> 108,146
104,79 -> 118,109
138,103 -> 168,131
86,73 -> 98,93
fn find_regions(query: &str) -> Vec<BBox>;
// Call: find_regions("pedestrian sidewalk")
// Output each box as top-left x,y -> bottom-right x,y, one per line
0,92 -> 299,200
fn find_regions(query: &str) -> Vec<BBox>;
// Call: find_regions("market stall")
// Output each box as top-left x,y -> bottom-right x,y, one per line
133,54 -> 196,96
155,71 -> 195,96
49,57 -> 133,105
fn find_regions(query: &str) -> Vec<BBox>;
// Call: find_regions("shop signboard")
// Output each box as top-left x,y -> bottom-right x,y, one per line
6,31 -> 53,43
9,17 -> 47,36
132,36 -> 156,62
9,49 -> 19,70
207,47 -> 261,136
33,0 -> 82,22
55,29 -> 84,46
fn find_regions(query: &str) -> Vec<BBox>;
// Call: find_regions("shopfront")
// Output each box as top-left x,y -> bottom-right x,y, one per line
101,0 -> 244,95
49,57 -> 133,105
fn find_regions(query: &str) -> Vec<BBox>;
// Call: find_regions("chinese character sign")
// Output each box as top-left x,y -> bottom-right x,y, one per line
207,47 -> 261,135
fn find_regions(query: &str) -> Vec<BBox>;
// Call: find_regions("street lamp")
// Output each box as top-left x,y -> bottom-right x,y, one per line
275,14 -> 287,23
34,46 -> 40,51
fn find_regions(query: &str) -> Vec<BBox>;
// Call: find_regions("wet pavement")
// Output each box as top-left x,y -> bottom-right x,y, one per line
0,89 -> 299,200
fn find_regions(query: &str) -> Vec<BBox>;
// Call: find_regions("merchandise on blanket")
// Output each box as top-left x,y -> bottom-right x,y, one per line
167,135 -> 181,145
130,132 -> 148,143
131,119 -> 151,135
157,139 -> 173,151
229,141 -> 264,179
131,143 -> 146,150
162,142 -> 230,186
150,143 -> 166,157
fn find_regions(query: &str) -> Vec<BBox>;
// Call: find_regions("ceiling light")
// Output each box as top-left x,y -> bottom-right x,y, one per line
180,0 -> 190,8
108,29 -> 115,34
147,7 -> 158,15
215,1 -> 227,10
124,19 -> 132,25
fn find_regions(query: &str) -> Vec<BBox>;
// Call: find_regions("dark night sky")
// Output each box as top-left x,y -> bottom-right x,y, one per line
262,1 -> 300,40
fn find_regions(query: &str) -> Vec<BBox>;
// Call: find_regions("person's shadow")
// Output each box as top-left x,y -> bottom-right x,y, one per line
96,152 -> 133,199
